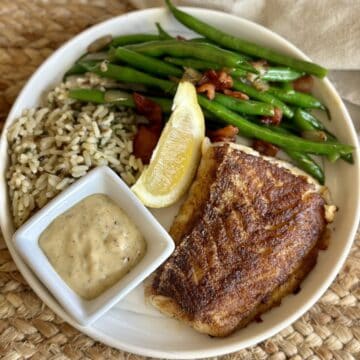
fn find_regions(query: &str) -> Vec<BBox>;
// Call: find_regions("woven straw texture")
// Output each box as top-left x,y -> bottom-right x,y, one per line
0,1 -> 359,359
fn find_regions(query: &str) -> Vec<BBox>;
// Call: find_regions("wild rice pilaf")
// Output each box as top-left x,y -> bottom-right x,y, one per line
7,74 -> 143,228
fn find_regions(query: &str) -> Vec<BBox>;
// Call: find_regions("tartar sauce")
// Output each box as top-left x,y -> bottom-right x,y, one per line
39,194 -> 146,300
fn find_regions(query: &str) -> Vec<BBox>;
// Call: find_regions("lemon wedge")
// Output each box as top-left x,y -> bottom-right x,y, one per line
132,81 -> 205,208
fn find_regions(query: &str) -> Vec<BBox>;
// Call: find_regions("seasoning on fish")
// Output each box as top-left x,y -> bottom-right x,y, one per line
147,142 -> 335,337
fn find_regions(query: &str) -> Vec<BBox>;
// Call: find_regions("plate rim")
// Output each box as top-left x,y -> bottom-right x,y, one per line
1,6 -> 360,359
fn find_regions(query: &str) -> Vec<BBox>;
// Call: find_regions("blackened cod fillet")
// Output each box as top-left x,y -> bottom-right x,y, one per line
147,142 -> 335,337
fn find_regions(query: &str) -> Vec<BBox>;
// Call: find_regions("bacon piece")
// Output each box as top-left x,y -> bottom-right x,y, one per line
198,69 -> 233,92
260,107 -> 283,126
176,35 -> 186,40
197,83 -> 216,100
293,75 -> 313,93
253,140 -> 279,157
223,89 -> 249,100
218,70 -> 233,89
133,92 -> 162,130
133,125 -> 161,164
207,125 -> 239,143
132,93 -> 164,164
198,69 -> 215,85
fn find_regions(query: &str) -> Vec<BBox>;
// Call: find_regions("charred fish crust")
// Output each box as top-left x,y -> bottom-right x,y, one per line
148,142 -> 332,337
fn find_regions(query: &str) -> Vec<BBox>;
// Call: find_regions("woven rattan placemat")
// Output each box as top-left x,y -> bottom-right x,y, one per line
0,1 -> 359,359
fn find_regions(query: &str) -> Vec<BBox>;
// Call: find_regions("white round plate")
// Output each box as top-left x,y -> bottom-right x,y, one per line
0,7 -> 359,359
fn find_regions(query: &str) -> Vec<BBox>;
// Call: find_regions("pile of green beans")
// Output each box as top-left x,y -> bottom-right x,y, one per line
110,34 -> 161,48
197,96 -> 351,157
164,0 -> 327,77
63,0 -> 354,184
126,40 -> 255,72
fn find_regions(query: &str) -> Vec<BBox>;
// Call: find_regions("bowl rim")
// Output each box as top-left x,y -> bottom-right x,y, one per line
1,6 -> 359,359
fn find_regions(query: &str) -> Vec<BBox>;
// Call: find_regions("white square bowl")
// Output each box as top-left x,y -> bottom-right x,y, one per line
13,166 -> 175,326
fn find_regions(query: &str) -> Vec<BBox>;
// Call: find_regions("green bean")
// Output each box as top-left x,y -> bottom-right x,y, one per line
69,86 -> 220,120
262,68 -> 304,82
267,87 -> 326,110
281,82 -> 294,91
126,40 -> 256,73
69,88 -> 107,104
110,47 -> 183,77
233,80 -> 293,118
63,59 -> 101,79
64,49 -> 114,78
79,61 -> 175,93
269,126 -> 325,183
164,57 -> 248,78
326,135 -> 353,163
198,95 -> 353,156
163,57 -> 304,83
155,23 -> 205,44
294,108 -> 325,131
214,93 -> 275,116
151,35 -> 218,47
64,48 -> 114,78
155,23 -> 173,40
278,121 -> 299,134
64,63 -> 87,78
285,149 -> 324,183
188,37 -> 214,44
68,88 -> 173,112
189,36 -> 247,52
294,109 -> 353,163
245,106 -> 351,163
165,0 -> 327,78
110,34 -> 161,48
231,69 -> 247,78
165,56 -> 222,70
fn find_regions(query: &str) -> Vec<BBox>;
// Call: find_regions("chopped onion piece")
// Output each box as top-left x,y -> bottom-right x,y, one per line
81,52 -> 108,61
87,35 -> 113,53
253,78 -> 269,92
301,130 -> 328,142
